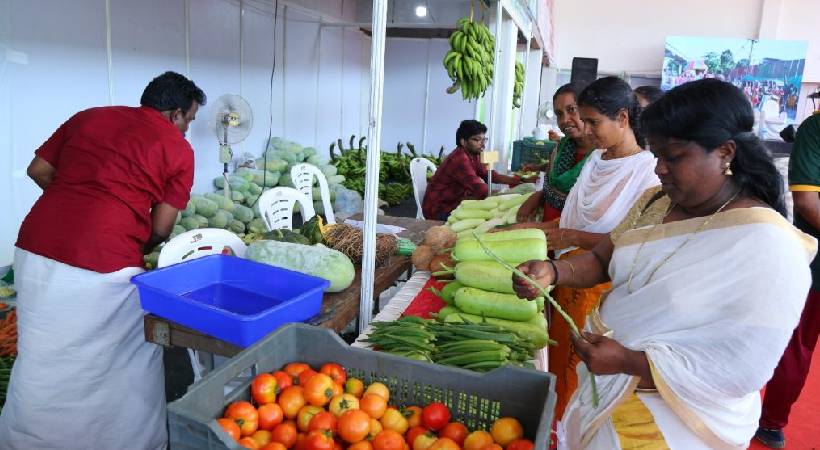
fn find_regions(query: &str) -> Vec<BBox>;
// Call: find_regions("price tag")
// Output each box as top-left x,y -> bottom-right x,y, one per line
481,150 -> 499,167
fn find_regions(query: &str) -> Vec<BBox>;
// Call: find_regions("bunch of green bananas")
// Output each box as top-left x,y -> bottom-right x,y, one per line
513,61 -> 524,108
443,17 -> 495,100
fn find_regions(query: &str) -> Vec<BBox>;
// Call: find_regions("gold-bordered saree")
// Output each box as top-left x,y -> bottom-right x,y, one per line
558,187 -> 817,450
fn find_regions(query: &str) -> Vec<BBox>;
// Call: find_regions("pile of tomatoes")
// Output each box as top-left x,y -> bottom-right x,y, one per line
216,361 -> 536,450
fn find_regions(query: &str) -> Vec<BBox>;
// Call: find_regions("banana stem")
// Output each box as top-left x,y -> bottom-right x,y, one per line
470,231 -> 600,407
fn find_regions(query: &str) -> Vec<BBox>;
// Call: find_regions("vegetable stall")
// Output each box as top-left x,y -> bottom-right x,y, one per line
143,1 -> 557,448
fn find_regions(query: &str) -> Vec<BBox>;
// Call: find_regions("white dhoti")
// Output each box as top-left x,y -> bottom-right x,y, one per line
0,248 -> 166,449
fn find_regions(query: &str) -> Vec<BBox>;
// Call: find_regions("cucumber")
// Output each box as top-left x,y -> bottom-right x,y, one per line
498,194 -> 529,211
453,238 -> 547,263
454,287 -> 538,322
450,218 -> 486,232
436,305 -> 462,321
439,281 -> 463,304
453,208 -> 494,220
454,261 -> 515,294
459,198 -> 499,210
458,228 -> 545,243
444,312 -> 549,349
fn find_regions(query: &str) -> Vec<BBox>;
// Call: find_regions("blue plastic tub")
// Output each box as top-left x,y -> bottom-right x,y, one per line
131,255 -> 330,347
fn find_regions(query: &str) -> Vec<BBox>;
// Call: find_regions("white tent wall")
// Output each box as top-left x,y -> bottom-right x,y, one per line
381,37 -> 475,157
0,0 -> 371,267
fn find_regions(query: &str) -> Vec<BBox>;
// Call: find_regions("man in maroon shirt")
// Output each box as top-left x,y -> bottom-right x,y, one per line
422,120 -> 523,220
0,72 -> 205,449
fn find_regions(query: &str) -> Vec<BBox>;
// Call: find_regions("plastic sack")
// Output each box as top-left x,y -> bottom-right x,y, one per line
333,185 -> 364,220
232,152 -> 258,171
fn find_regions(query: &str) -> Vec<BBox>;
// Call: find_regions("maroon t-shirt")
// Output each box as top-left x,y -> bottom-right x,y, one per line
17,106 -> 194,273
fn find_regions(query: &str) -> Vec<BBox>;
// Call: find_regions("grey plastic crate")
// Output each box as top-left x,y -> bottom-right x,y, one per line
168,323 -> 556,450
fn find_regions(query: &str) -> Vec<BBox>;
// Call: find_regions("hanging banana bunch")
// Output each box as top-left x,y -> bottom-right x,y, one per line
443,17 -> 495,101
512,61 -> 524,109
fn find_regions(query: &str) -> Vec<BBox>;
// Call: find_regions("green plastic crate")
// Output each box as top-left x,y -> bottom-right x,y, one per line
511,139 -> 557,171
168,323 -> 555,449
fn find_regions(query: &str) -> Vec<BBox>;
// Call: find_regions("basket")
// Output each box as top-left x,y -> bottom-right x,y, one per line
168,323 -> 556,449
131,255 -> 329,347
511,139 -> 557,171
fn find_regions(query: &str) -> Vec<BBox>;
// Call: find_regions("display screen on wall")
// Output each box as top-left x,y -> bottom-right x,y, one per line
662,36 -> 808,138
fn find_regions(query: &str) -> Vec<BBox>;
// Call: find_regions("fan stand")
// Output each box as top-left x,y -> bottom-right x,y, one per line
220,121 -> 233,200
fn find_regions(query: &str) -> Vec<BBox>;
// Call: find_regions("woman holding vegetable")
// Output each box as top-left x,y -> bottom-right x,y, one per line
514,79 -> 815,449
516,83 -> 597,223
513,77 -> 660,419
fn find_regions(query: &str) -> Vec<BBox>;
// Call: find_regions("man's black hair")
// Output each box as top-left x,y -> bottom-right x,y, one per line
456,120 -> 488,146
140,71 -> 206,113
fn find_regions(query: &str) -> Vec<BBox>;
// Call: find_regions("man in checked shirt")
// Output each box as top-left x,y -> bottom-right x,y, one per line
422,120 -> 526,220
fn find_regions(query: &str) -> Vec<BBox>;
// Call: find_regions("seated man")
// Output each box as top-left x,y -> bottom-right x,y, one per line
422,120 -> 522,220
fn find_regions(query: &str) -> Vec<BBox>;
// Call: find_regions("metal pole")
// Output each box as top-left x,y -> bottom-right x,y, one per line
488,1 -> 503,174
518,34 -> 531,140
358,0 -> 388,334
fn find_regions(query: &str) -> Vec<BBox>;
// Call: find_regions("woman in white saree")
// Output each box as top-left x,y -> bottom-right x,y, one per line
514,79 -> 817,449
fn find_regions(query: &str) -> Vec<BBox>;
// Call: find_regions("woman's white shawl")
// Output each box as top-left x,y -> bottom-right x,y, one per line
560,207 -> 817,449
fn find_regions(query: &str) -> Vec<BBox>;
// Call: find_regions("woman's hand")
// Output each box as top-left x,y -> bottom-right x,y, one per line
513,260 -> 554,299
571,332 -> 637,376
516,192 -> 542,222
544,228 -> 575,249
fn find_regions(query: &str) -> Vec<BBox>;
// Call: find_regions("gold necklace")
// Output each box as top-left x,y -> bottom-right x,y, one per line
602,146 -> 642,160
626,189 -> 741,294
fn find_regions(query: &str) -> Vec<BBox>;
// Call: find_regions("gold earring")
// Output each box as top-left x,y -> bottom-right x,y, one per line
723,162 -> 733,176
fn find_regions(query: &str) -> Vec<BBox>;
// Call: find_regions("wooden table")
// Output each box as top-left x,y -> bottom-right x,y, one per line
144,215 -> 442,357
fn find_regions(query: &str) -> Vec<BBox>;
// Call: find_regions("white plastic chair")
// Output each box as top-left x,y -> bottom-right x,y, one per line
291,163 -> 336,224
410,157 -> 437,219
157,228 -> 246,268
257,186 -> 315,230
157,228 -> 247,381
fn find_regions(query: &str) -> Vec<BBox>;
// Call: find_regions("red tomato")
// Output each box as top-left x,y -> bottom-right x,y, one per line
348,441 -> 374,450
338,410 -> 371,443
259,442 -> 288,450
304,373 -> 336,407
372,429 -> 405,450
308,411 -> 339,434
428,437 -> 459,450
506,439 -> 534,450
278,386 -> 306,419
273,371 -> 293,394
239,436 -> 260,449
284,362 -> 311,380
260,443 -> 287,450
438,422 -> 468,446
297,405 -> 324,432
270,421 -> 298,448
298,369 -> 319,387
304,429 -> 335,450
403,406 -> 423,428
360,393 -> 388,419
225,401 -> 260,436
463,431 -> 494,450
320,363 -> 347,385
250,430 -> 273,447
421,403 -> 450,431
412,432 -> 438,450
405,426 -> 428,447
252,373 -> 279,405
217,417 -> 241,442
490,417 -> 523,447
478,445 -> 502,450
258,403 -> 284,431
